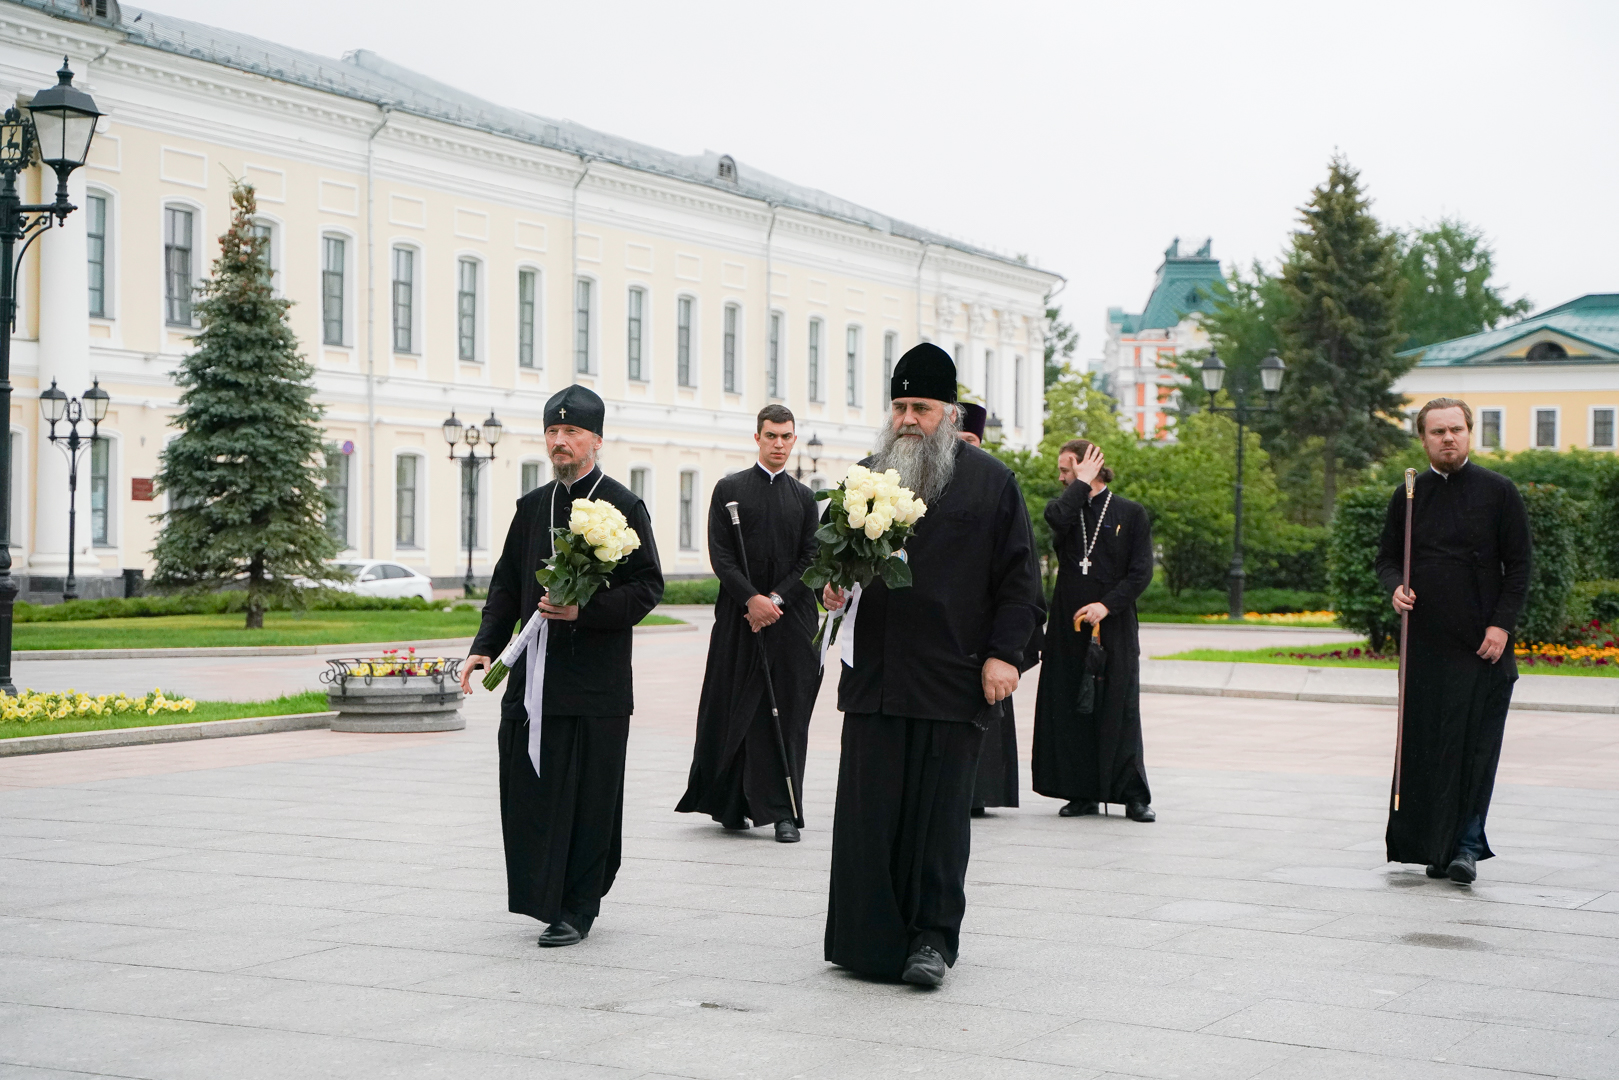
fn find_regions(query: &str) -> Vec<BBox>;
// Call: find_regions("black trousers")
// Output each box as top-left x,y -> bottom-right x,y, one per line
825,712 -> 984,978
497,714 -> 629,931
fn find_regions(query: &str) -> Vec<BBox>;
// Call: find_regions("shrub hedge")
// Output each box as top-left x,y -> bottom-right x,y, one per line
1517,483 -> 1581,645
16,592 -> 462,623
1327,483 -> 1399,652
659,578 -> 721,605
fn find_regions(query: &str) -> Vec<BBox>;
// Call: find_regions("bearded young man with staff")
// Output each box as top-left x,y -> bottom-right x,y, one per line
821,342 -> 1044,987
677,404 -> 820,843
1377,397 -> 1531,886
461,385 -> 664,946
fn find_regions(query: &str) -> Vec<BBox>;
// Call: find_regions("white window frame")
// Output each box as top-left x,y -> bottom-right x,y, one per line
318,226 -> 357,348
678,468 -> 699,551
250,213 -> 283,297
161,198 -> 204,330
628,463 -> 653,514
1476,407 -> 1504,451
676,293 -> 698,388
626,283 -> 649,383
517,263 -> 543,370
574,275 -> 597,375
808,317 -> 824,403
391,242 -> 423,356
723,302 -> 742,395
845,324 -> 863,407
768,309 -> 785,400
882,331 -> 896,409
454,253 -> 485,364
1014,354 -> 1025,429
393,450 -> 427,551
520,458 -> 549,495
1533,406 -> 1560,449
1589,405 -> 1617,450
984,348 -> 997,415
325,445 -> 356,553
86,185 -> 116,320
88,431 -> 118,548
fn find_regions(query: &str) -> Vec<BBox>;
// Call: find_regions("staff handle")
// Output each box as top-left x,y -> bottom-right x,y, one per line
1394,468 -> 1415,812
725,501 -> 803,826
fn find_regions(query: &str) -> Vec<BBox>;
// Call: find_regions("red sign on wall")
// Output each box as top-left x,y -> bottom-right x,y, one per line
131,478 -> 155,501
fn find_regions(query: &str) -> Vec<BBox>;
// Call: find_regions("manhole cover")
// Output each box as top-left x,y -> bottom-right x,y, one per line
1399,932 -> 1489,951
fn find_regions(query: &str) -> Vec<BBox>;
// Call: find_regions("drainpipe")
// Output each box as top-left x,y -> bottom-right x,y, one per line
364,105 -> 392,559
914,242 -> 930,347
570,157 -> 593,384
764,204 -> 777,393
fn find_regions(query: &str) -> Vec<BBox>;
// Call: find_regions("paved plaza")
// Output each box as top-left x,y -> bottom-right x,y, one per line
1,619 -> 1616,1079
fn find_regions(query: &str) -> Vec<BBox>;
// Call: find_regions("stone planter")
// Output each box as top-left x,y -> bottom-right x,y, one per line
322,656 -> 465,733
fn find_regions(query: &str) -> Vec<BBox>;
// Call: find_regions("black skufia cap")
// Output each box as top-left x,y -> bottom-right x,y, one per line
959,402 -> 987,439
890,342 -> 957,403
544,384 -> 605,435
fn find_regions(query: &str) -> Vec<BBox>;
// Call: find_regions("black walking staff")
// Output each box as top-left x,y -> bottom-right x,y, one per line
1393,467 -> 1416,812
725,501 -> 804,827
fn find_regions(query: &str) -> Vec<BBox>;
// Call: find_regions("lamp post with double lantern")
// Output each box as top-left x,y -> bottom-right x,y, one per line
1199,349 -> 1286,622
443,410 -> 502,598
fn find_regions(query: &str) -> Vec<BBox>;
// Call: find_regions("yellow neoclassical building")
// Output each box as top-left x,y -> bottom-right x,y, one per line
1,0 -> 1057,596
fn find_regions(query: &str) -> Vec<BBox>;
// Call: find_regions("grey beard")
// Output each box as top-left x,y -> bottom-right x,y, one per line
552,454 -> 595,485
872,410 -> 960,503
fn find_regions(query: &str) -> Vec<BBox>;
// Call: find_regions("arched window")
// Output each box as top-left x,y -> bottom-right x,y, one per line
1526,341 -> 1568,361
717,155 -> 737,182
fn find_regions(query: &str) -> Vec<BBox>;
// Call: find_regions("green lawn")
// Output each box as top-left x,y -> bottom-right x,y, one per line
1160,643 -> 1619,677
0,690 -> 331,741
1140,613 -> 1341,627
14,610 -> 682,651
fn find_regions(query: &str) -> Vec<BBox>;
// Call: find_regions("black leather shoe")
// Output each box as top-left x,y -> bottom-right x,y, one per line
901,945 -> 946,987
774,820 -> 801,844
721,819 -> 750,831
537,920 -> 583,947
1125,801 -> 1156,823
970,807 -> 986,818
1447,852 -> 1477,884
1058,800 -> 1099,817
1426,864 -> 1448,879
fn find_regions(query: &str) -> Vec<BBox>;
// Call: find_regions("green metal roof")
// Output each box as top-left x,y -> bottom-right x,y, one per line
1401,294 -> 1619,366
1111,238 -> 1222,334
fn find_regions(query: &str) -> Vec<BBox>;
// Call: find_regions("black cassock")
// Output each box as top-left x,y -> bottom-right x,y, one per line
1376,462 -> 1530,868
470,465 -> 664,932
971,626 -> 1041,810
1032,483 -> 1154,805
826,442 -> 1044,978
677,464 -> 820,829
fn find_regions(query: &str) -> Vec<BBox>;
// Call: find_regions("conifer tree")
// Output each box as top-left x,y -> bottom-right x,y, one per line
152,180 -> 341,628
1276,156 -> 1410,519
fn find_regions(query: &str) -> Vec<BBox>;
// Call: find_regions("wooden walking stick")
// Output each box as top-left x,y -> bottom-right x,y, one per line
1394,467 -> 1416,812
725,501 -> 804,827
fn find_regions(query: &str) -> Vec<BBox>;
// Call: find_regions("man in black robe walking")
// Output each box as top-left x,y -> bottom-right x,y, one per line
1032,439 -> 1156,822
822,343 -> 1044,987
677,404 -> 820,843
1379,398 -> 1530,885
955,402 -> 1024,816
462,385 -> 664,946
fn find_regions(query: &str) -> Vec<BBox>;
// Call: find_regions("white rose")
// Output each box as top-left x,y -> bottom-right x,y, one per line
846,506 -> 867,529
864,517 -> 885,540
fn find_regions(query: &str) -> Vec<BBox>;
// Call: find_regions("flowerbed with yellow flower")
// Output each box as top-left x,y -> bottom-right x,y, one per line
1516,621 -> 1619,670
1196,610 -> 1339,626
1,688 -> 195,725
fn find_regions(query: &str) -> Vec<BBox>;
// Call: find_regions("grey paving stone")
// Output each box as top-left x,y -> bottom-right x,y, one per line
1381,978 -> 1619,1037
1006,1019 -> 1303,1079
1248,1045 -> 1551,1079
1201,998 -> 1480,1058
1442,1023 -> 1619,1080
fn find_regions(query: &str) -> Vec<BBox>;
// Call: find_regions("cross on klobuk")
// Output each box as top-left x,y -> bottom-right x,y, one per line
902,379 -> 909,390
559,406 -> 567,419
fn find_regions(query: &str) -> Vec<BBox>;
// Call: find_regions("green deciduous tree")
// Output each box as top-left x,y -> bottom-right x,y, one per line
1043,295 -> 1078,388
1276,155 -> 1412,520
152,180 -> 343,628
1396,218 -> 1531,352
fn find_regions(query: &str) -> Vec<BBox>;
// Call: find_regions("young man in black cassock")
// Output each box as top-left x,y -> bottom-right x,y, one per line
1032,438 -> 1156,822
1379,398 -> 1530,885
955,402 -> 1025,815
462,385 -> 664,947
821,343 -> 1044,986
677,404 -> 820,843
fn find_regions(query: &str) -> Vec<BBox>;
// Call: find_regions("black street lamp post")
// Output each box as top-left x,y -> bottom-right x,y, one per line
40,378 -> 108,602
1200,348 -> 1286,622
442,410 -> 501,598
0,59 -> 102,694
794,432 -> 822,482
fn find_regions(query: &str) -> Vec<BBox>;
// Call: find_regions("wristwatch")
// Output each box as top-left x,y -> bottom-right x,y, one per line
769,592 -> 785,608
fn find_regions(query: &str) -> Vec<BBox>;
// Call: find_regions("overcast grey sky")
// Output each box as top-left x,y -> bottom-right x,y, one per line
148,0 -> 1619,359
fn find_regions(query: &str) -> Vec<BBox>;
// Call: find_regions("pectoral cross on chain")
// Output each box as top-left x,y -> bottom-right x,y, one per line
1078,556 -> 1091,575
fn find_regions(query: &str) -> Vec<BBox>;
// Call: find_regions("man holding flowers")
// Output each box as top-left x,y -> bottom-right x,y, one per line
820,342 -> 1044,987
462,385 -> 664,948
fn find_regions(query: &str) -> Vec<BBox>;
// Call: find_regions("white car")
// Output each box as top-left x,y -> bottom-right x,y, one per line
331,560 -> 436,601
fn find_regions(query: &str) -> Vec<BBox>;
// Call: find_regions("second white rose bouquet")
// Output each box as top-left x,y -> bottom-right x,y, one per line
801,464 -> 926,648
482,497 -> 641,691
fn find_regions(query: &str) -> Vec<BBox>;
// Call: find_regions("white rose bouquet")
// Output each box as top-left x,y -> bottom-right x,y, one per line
801,464 -> 926,647
482,497 -> 641,691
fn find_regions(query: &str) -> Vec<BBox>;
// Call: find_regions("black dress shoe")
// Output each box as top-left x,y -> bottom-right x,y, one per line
774,820 -> 801,844
537,920 -> 583,947
1426,864 -> 1448,879
901,945 -> 946,987
721,819 -> 750,831
1125,801 -> 1156,823
1058,800 -> 1099,817
970,807 -> 987,818
1447,852 -> 1477,884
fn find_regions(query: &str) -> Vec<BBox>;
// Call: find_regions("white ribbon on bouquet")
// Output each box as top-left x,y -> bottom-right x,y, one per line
493,614 -> 550,777
818,583 -> 863,671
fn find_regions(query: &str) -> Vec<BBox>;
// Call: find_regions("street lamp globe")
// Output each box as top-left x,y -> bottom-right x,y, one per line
985,413 -> 1004,444
27,59 -> 101,180
82,379 -> 109,423
1259,349 -> 1286,395
39,379 -> 67,424
481,411 -> 503,446
1199,352 -> 1227,395
441,411 -> 463,446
